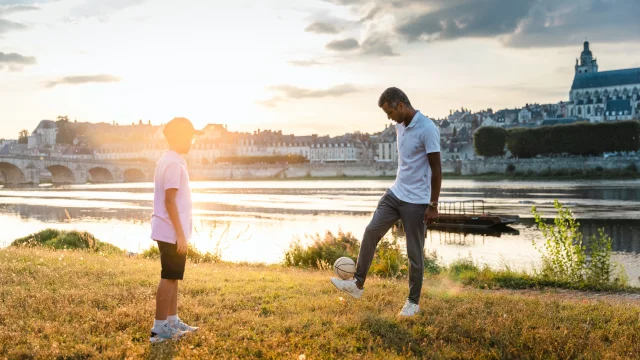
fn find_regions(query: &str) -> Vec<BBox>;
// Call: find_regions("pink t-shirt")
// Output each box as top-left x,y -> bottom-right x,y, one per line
150,150 -> 193,244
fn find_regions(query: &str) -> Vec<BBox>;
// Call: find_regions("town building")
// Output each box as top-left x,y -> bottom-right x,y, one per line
28,120 -> 57,148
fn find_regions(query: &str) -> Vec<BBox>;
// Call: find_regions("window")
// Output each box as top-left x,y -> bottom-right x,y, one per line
587,107 -> 591,115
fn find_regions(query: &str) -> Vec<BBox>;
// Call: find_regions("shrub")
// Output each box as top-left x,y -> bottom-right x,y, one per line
141,243 -> 221,264
284,230 -> 360,269
506,121 -> 640,158
424,250 -> 443,275
448,258 -> 479,281
473,127 -> 508,157
369,235 -> 407,278
11,229 -> 122,253
284,231 -> 442,278
531,200 -> 626,290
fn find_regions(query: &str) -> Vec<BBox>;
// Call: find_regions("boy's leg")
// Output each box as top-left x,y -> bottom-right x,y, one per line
398,201 -> 428,305
156,279 -> 176,321
169,281 -> 178,318
354,191 -> 401,287
151,241 -> 188,342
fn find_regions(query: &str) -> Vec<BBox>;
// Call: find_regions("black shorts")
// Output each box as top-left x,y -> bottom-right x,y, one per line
156,240 -> 187,280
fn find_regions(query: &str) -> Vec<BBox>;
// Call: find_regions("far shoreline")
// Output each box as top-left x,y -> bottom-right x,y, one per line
1,171 -> 639,187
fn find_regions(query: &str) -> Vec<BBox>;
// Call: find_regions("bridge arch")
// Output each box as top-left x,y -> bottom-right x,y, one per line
124,168 -> 146,182
47,165 -> 75,184
0,162 -> 25,184
88,167 -> 114,183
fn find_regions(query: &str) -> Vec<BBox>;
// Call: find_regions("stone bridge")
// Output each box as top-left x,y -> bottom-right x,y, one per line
0,155 -> 155,184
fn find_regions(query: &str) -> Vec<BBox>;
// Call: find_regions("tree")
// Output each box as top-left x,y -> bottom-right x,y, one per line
506,121 -> 640,158
452,126 -> 457,138
473,126 -> 508,157
55,115 -> 75,145
18,129 -> 29,144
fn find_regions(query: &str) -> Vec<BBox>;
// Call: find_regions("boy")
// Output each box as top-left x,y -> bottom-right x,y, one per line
149,117 -> 204,343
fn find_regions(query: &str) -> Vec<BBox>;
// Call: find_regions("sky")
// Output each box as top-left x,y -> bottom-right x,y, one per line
1,0 -> 639,138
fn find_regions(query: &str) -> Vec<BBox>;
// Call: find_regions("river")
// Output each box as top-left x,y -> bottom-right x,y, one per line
1,179 -> 640,284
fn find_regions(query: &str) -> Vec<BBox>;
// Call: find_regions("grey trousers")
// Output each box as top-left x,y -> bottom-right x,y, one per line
355,190 -> 427,304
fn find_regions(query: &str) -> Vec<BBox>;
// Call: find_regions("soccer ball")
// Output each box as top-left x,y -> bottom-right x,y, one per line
333,257 -> 356,280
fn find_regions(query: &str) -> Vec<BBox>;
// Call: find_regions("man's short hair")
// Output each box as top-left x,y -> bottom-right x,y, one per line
378,87 -> 411,108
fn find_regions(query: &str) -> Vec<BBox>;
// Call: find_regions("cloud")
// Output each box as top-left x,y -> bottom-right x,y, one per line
288,59 -> 326,67
397,0 -> 535,42
260,84 -> 361,107
325,34 -> 397,56
326,0 -> 640,49
0,4 -> 38,15
0,17 -> 25,33
361,33 -> 397,56
504,0 -> 640,48
0,51 -> 36,66
71,0 -> 146,18
326,38 -> 360,51
45,74 -> 120,88
0,0 -> 51,4
0,4 -> 38,35
321,0 -> 366,5
305,21 -> 341,34
360,5 -> 383,22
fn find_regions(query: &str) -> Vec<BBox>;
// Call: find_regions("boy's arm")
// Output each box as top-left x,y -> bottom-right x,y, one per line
165,188 -> 188,255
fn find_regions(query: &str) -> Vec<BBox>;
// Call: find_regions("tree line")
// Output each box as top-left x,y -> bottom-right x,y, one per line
474,121 -> 640,158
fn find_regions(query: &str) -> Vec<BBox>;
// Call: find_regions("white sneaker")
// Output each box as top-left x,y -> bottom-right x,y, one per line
398,300 -> 420,317
150,323 -> 187,343
330,277 -> 363,299
172,319 -> 199,333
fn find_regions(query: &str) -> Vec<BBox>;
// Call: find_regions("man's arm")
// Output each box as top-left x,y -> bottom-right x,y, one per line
428,152 -> 442,204
165,188 -> 188,255
425,152 -> 442,224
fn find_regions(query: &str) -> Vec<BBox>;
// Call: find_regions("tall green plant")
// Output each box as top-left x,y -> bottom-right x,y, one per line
531,200 -> 626,289
532,201 -> 585,284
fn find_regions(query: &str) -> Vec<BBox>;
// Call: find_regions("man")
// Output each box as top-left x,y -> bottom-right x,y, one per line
149,117 -> 203,343
331,87 -> 442,317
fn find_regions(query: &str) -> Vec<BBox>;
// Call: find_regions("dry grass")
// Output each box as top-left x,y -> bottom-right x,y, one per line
2,247 -> 640,359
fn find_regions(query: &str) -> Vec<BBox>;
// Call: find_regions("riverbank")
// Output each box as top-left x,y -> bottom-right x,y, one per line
2,247 -> 640,358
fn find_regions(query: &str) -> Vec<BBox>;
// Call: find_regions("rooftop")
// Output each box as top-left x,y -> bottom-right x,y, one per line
571,68 -> 640,90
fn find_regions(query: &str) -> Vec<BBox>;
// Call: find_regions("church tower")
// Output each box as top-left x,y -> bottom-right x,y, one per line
575,41 -> 598,74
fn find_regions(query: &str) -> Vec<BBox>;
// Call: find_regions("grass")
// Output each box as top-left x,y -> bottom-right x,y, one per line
3,247 -> 640,358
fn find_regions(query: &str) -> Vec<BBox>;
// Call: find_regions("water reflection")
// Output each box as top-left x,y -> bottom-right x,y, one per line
1,179 -> 640,284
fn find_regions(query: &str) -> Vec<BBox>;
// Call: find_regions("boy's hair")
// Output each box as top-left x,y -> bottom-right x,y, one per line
378,87 -> 411,108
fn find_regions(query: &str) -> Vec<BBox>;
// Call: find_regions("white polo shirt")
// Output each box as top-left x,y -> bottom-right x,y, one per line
150,150 -> 193,244
389,111 -> 441,204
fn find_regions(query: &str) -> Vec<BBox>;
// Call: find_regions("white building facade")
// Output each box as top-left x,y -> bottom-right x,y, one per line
28,120 -> 57,148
